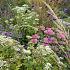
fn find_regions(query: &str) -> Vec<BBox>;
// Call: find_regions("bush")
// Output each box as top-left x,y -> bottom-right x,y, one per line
0,35 -> 64,70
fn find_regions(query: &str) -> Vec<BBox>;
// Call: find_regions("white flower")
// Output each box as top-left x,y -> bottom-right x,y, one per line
35,19 -> 39,21
60,57 -> 63,60
0,60 -> 7,67
23,49 -> 31,54
44,63 -> 52,70
13,46 -> 20,51
5,20 -> 9,24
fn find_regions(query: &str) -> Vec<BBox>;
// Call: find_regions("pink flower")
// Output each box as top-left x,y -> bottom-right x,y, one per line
42,43 -> 48,46
32,34 -> 40,39
57,33 -> 65,39
43,37 -> 53,44
30,39 -> 38,44
44,28 -> 55,35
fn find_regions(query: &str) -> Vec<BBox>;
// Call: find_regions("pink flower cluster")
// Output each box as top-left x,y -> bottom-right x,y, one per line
43,37 -> 53,46
44,37 -> 53,44
30,34 -> 40,44
40,26 -> 65,39
32,34 -> 40,39
57,33 -> 65,39
44,28 -> 55,35
30,26 -> 66,46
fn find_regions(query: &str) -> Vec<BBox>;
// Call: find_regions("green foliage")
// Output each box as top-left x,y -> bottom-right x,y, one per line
0,35 -> 64,70
9,4 -> 39,44
0,0 -> 70,70
64,17 -> 70,23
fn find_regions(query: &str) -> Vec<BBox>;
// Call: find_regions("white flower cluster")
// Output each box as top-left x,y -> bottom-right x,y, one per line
22,49 -> 31,54
0,60 -> 7,68
37,45 -> 53,56
0,35 -> 18,46
44,63 -> 52,70
12,4 -> 29,13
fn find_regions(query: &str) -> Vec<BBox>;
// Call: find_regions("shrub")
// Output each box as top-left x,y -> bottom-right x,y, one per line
0,35 -> 64,70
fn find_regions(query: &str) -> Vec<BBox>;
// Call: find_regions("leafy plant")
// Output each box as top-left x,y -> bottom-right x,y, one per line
0,35 -> 64,70
9,4 -> 39,44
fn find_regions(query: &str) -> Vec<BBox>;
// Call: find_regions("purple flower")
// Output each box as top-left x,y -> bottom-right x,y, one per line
0,31 -> 2,34
64,8 -> 68,13
2,32 -> 12,37
43,37 -> 53,44
42,43 -> 48,46
63,8 -> 70,15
